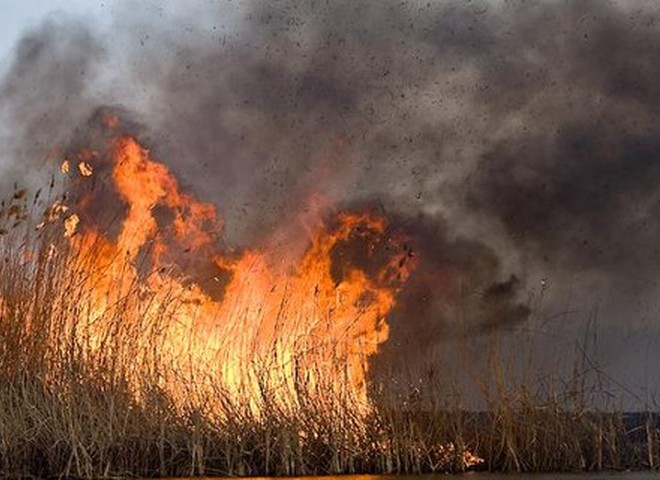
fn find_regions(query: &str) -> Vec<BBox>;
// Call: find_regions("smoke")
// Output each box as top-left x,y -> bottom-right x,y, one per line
0,17 -> 104,191
2,0 -> 660,385
465,1 -> 660,281
113,0 -> 660,279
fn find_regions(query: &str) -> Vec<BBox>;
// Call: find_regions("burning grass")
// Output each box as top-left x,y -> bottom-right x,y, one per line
0,128 -> 657,477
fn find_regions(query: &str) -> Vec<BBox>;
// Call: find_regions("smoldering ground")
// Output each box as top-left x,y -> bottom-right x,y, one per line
2,0 -> 660,392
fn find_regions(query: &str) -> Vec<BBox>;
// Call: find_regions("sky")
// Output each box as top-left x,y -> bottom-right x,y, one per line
0,1 -> 110,69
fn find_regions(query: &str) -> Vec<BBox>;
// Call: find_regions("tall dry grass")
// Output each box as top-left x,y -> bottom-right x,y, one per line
0,187 -> 657,478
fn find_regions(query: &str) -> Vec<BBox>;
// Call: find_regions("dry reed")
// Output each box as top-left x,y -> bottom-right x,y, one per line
0,188 -> 656,478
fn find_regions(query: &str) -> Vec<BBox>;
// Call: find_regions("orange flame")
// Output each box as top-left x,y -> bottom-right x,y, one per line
57,132 -> 416,414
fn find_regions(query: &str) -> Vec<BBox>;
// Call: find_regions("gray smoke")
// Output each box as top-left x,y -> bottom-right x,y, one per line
2,0 -> 660,392
0,17 -> 103,190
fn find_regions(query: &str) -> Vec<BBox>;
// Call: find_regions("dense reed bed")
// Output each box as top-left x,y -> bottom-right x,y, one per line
0,190 -> 657,478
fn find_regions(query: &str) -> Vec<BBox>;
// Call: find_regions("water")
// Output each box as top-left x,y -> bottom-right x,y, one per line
459,473 -> 660,479
186,474 -> 660,480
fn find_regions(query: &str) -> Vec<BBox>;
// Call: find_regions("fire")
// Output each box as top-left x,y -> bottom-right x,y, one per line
39,123 -> 416,416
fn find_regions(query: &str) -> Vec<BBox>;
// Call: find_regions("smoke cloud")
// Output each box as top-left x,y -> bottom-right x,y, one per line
2,0 -> 660,387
